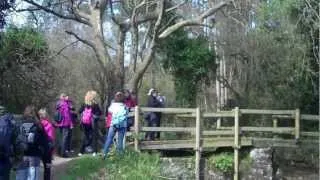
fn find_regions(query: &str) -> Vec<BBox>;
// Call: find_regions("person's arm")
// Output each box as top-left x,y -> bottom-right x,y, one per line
95,104 -> 102,116
78,104 -> 85,114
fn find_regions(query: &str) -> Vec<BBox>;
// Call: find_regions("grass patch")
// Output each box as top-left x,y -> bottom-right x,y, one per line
59,149 -> 161,180
207,153 -> 234,174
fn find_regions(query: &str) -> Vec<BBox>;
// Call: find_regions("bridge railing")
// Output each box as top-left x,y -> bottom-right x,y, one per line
131,106 -> 318,180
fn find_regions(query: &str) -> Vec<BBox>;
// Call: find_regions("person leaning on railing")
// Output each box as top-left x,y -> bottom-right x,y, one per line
145,88 -> 162,141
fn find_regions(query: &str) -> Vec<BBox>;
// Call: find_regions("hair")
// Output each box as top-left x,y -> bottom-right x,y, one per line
60,93 -> 67,100
114,91 -> 124,103
38,108 -> 49,119
23,105 -> 37,119
85,90 -> 98,105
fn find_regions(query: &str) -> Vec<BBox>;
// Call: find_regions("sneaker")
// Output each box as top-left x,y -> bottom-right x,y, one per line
78,153 -> 83,157
92,153 -> 97,157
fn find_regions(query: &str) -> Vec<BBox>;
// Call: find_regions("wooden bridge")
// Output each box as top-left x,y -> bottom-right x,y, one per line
130,107 -> 319,180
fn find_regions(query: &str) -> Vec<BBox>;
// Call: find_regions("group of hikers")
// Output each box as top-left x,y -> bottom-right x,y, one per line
0,88 -> 165,180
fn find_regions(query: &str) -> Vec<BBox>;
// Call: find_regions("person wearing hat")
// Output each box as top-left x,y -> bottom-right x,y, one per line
145,88 -> 162,141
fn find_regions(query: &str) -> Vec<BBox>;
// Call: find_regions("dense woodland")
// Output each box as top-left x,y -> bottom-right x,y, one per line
0,0 -> 318,116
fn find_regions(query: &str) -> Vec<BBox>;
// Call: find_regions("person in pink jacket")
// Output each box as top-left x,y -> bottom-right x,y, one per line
56,93 -> 73,157
39,108 -> 55,180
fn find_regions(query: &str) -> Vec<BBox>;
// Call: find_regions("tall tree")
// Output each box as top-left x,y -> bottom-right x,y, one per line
19,0 -> 232,104
0,26 -> 56,112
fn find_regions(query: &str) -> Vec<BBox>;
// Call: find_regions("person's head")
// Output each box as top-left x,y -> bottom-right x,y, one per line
124,89 -> 130,98
85,90 -> 98,105
114,91 -> 124,103
60,93 -> 67,100
38,108 -> 49,119
23,105 -> 37,119
148,88 -> 157,97
131,91 -> 137,99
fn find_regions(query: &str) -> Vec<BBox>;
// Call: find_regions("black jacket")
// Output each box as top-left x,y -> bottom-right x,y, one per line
20,117 -> 50,158
79,103 -> 102,118
147,96 -> 162,108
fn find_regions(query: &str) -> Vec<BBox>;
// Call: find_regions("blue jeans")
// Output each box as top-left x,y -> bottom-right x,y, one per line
16,156 -> 41,180
60,127 -> 72,156
103,126 -> 126,155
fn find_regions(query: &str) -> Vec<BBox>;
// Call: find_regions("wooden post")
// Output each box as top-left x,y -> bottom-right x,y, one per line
295,109 -> 300,140
195,107 -> 201,180
234,107 -> 240,180
134,106 -> 140,152
273,118 -> 278,139
217,117 -> 221,129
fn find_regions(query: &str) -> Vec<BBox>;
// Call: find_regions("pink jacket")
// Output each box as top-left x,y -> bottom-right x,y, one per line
56,99 -> 73,128
41,118 -> 55,141
124,96 -> 137,108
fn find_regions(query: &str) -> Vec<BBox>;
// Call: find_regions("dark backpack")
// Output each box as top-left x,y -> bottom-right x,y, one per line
0,114 -> 14,159
20,122 -> 38,146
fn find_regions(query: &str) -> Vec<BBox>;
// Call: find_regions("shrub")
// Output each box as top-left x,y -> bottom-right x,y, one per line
208,153 -> 234,173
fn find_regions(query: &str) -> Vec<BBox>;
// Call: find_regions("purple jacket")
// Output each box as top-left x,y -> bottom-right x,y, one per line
56,100 -> 73,128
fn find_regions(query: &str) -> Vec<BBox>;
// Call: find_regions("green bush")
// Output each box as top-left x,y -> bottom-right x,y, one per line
208,153 -> 234,173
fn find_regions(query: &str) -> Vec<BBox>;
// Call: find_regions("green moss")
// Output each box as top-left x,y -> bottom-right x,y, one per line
208,153 -> 234,173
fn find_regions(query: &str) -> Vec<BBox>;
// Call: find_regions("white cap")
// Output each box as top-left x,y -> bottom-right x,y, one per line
148,88 -> 155,95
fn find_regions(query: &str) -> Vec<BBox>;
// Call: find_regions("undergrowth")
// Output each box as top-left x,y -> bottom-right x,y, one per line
59,149 -> 161,180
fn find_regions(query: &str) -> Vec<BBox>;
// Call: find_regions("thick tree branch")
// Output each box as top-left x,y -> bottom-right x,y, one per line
23,0 -> 92,26
129,0 -> 165,90
158,0 -> 231,39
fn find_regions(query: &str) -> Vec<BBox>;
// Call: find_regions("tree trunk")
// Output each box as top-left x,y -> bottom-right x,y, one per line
129,41 -> 156,94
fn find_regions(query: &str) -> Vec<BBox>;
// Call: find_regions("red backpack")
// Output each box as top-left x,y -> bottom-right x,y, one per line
81,107 -> 93,125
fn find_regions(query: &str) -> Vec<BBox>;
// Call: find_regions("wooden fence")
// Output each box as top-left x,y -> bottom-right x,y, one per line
131,106 -> 319,180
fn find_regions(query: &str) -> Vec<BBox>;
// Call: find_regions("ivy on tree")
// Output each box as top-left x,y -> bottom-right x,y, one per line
159,30 -> 216,107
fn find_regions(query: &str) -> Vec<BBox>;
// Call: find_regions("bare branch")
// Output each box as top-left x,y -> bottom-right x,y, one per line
49,40 -> 79,59
23,0 -> 92,26
165,1 -> 187,13
158,0 -> 231,39
70,0 -> 91,21
65,30 -> 95,49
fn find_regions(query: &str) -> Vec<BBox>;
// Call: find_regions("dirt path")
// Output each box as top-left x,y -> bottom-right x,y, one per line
41,156 -> 76,180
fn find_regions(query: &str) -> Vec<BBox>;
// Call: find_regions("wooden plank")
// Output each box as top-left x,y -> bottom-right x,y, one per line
295,109 -> 300,139
240,127 -> 294,133
252,138 -> 298,148
134,106 -> 140,152
140,127 -> 195,132
139,138 -> 252,150
217,127 -> 233,130
140,107 -> 196,113
240,109 -> 295,115
176,114 -> 195,118
301,132 -> 319,137
272,115 -> 293,119
301,114 -> 319,121
234,107 -> 240,180
203,130 -> 234,136
195,107 -> 201,180
176,111 -> 235,118
203,112 -> 235,118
